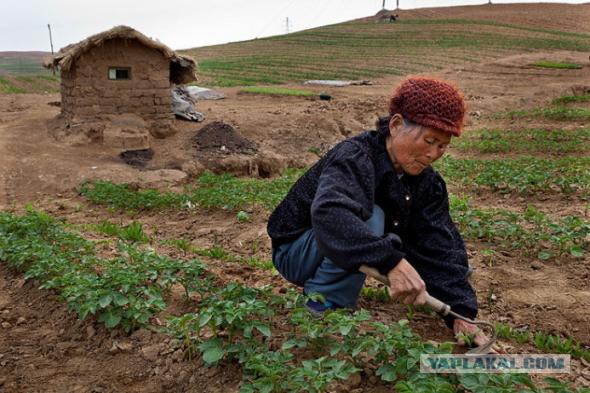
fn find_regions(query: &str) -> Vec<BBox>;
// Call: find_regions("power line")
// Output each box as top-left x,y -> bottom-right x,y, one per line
256,0 -> 297,38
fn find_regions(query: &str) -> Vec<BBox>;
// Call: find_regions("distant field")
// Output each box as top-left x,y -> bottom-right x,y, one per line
0,74 -> 59,94
183,19 -> 590,86
0,53 -> 59,93
0,56 -> 52,76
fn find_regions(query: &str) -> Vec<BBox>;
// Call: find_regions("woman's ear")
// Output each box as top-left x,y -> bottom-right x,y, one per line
388,114 -> 403,136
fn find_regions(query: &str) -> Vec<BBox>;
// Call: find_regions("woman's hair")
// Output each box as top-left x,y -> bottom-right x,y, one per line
375,115 -> 392,137
375,115 -> 424,138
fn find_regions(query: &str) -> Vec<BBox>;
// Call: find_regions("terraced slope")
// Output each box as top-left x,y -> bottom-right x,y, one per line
183,17 -> 590,86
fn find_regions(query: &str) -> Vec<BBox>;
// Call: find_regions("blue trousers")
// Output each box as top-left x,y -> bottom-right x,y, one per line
272,205 -> 385,307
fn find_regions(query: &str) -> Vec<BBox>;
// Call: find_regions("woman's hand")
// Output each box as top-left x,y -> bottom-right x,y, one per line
454,319 -> 504,353
387,258 -> 427,305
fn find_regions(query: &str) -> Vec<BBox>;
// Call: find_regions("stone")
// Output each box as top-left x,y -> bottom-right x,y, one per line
172,349 -> 185,362
141,343 -> 166,362
137,169 -> 188,188
15,317 -> 25,325
86,326 -> 96,339
1,322 -> 11,329
130,328 -> 152,342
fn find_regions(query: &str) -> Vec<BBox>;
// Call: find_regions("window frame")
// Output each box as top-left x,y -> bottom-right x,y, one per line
107,67 -> 132,81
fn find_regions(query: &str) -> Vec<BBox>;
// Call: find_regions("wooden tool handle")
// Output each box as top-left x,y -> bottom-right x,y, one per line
359,264 -> 451,315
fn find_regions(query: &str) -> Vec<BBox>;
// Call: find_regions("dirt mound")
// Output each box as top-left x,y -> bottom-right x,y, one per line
119,148 -> 154,168
192,121 -> 257,155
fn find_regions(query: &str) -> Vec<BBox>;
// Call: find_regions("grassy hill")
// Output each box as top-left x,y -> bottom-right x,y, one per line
1,4 -> 589,91
183,4 -> 590,86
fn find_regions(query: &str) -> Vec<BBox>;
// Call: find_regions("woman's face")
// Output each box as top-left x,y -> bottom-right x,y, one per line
386,115 -> 452,176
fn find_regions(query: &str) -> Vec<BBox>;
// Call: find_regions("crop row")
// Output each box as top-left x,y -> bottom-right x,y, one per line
165,286 -> 557,393
0,74 -> 59,94
450,196 -> 589,260
80,173 -> 590,260
2,211 -> 589,391
0,208 -> 211,331
436,156 -> 590,196
495,323 -> 589,362
79,169 -> 305,212
452,128 -> 590,154
503,107 -> 590,122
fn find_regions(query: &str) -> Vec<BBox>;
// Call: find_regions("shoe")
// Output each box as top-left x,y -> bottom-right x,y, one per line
305,299 -> 336,317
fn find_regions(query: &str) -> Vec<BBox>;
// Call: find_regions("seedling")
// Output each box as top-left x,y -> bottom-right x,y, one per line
237,211 -> 250,222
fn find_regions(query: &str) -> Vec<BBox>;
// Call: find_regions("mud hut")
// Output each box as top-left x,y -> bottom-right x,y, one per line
44,25 -> 197,143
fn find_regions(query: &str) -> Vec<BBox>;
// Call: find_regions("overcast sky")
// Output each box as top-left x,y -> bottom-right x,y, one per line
1,0 -> 587,51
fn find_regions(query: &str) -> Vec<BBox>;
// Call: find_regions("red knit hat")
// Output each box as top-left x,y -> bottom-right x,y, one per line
389,77 -> 466,136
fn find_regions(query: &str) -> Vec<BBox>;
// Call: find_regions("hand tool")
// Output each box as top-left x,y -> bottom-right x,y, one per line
359,264 -> 497,355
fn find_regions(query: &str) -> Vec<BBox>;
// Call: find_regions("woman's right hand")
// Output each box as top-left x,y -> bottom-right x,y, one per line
387,258 -> 427,305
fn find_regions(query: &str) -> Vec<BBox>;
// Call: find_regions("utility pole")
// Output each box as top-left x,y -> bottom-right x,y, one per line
47,24 -> 54,55
285,17 -> 290,34
382,0 -> 386,10
396,0 -> 400,10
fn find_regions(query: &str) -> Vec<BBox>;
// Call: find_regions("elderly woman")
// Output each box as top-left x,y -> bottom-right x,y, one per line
267,77 -> 483,343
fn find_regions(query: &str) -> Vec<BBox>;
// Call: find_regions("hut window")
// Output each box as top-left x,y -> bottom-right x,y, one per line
108,67 -> 131,80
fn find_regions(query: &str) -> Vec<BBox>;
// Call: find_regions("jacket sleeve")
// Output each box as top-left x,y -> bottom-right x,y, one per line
310,142 -> 405,275
405,172 -> 478,328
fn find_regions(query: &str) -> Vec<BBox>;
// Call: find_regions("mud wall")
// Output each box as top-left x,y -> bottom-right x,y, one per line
60,38 -> 173,129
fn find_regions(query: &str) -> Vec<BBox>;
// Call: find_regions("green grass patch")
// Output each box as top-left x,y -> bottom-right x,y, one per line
503,106 -> 590,121
532,60 -> 582,69
88,220 -> 150,243
239,86 -> 315,97
454,128 -> 590,153
0,76 -> 26,94
80,169 -> 305,212
552,94 -> 590,105
0,57 -> 50,75
437,156 -> 590,195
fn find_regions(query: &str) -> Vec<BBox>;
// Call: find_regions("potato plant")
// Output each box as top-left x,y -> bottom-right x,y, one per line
0,209 -> 210,332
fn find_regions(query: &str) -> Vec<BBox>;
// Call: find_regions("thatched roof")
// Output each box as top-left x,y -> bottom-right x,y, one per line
44,25 -> 197,84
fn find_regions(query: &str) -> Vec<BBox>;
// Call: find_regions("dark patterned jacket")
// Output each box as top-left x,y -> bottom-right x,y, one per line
267,129 -> 477,326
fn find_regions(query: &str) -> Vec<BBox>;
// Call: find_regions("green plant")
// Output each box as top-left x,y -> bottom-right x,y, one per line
239,86 -> 316,97
307,147 -> 322,156
502,107 -> 590,121
436,156 -> 590,196
0,209 -> 210,332
452,128 -> 590,154
552,94 -> 590,105
80,169 -> 305,212
450,196 -> 590,260
237,211 -> 251,222
532,60 -> 582,69
361,286 -> 390,303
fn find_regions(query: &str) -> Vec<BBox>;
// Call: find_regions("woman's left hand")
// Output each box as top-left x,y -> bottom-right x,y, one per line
453,319 -> 504,354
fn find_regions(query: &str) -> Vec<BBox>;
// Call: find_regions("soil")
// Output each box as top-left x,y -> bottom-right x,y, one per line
0,15 -> 589,393
120,148 -> 155,169
192,121 -> 258,155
